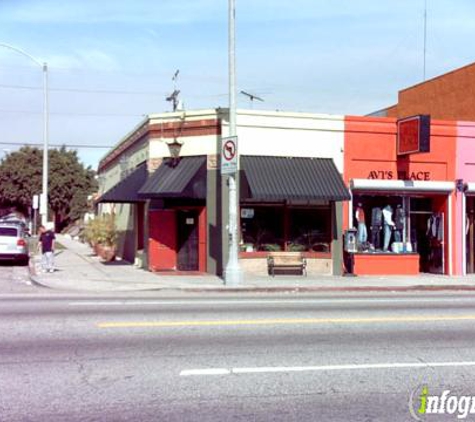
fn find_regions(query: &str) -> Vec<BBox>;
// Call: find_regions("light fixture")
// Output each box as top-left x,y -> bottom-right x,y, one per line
166,139 -> 183,167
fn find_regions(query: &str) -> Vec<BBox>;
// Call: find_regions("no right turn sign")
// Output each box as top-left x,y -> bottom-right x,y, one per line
221,136 -> 238,175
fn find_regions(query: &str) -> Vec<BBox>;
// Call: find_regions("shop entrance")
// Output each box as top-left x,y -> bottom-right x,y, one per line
466,197 -> 475,273
176,210 -> 199,271
409,198 -> 444,274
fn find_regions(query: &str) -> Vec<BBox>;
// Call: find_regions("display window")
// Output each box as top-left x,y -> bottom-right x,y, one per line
352,194 -> 445,273
240,205 -> 331,253
352,195 -> 407,253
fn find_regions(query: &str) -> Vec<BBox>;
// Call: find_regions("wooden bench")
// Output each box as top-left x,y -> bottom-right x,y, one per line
267,252 -> 307,277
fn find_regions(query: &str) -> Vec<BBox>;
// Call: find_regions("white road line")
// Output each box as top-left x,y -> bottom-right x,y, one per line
69,298 -> 475,307
180,361 -> 475,377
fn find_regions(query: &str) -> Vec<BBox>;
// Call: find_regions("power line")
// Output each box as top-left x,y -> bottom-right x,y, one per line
0,109 -> 145,117
0,82 -> 229,101
0,83 -> 168,96
0,141 -> 111,149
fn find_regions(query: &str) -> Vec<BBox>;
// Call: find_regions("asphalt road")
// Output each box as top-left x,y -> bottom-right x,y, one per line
0,261 -> 37,293
2,292 -> 475,421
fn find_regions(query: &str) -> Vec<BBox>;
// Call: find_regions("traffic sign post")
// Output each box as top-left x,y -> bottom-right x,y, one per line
221,136 -> 238,175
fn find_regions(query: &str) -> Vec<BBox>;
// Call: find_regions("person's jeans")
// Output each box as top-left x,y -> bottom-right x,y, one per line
42,251 -> 54,272
393,229 -> 402,242
383,224 -> 392,251
357,222 -> 367,244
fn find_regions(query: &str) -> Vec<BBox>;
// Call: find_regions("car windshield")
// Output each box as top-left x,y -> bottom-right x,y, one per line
0,227 -> 18,237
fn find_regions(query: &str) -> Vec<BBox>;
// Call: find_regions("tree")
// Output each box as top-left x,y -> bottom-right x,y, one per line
0,146 -> 97,230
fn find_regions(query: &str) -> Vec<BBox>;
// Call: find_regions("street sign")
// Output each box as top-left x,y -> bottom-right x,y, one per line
39,193 -> 47,215
32,194 -> 39,210
221,136 -> 238,175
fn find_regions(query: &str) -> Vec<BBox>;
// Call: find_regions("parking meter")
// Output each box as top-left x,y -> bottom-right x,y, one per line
343,228 -> 358,276
344,228 -> 358,253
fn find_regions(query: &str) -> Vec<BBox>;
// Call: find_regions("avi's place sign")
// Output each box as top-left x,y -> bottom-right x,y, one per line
397,115 -> 430,155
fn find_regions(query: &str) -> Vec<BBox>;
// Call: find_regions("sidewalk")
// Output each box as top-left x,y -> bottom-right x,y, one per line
29,234 -> 475,293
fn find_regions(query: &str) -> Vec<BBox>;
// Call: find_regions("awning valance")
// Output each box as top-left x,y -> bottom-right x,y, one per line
97,163 -> 147,203
240,156 -> 350,201
139,156 -> 207,199
351,179 -> 454,193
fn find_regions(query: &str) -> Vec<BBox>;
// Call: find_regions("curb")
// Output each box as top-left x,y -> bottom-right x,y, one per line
151,285 -> 475,293
19,276 -> 475,294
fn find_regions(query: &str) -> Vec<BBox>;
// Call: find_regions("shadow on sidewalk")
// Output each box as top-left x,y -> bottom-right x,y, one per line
100,260 -> 133,267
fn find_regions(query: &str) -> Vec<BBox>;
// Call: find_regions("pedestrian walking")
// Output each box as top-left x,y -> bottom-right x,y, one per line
38,223 -> 56,273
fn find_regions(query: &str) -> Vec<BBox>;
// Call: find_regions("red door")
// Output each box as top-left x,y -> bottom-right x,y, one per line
148,210 -> 177,271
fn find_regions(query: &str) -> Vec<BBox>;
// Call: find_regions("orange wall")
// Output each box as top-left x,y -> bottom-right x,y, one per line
344,116 -> 458,274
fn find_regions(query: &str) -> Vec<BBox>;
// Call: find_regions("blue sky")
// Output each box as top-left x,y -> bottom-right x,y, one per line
0,0 -> 474,169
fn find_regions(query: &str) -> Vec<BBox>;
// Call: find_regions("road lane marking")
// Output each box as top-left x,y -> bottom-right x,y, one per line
71,297 -> 475,307
180,361 -> 475,377
97,314 -> 475,328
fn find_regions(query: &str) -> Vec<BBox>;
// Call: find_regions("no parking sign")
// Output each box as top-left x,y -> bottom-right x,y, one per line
221,136 -> 238,175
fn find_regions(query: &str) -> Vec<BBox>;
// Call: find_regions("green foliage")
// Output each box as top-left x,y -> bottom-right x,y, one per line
261,243 -> 282,252
83,214 -> 117,247
288,243 -> 306,252
0,146 -> 97,229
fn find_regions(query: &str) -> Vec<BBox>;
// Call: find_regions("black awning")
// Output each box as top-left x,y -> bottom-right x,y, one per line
138,156 -> 207,199
241,156 -> 350,201
97,163 -> 148,203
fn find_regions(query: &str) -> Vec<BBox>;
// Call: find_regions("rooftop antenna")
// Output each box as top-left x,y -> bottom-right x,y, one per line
423,0 -> 427,81
166,69 -> 180,111
240,90 -> 264,109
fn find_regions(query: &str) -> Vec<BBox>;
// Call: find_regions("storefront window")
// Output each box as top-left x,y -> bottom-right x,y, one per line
241,207 -> 284,252
352,195 -> 445,273
352,195 -> 407,253
288,208 -> 331,252
240,205 -> 332,253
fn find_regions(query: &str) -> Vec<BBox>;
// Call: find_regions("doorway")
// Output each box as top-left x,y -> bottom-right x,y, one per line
409,198 -> 444,274
466,197 -> 475,273
176,210 -> 199,271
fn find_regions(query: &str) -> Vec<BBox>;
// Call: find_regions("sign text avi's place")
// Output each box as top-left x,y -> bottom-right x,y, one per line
367,170 -> 431,181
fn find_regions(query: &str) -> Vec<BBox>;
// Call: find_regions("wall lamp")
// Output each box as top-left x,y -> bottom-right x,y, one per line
166,139 -> 183,167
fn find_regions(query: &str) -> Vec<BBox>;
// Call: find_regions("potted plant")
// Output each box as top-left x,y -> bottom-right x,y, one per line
84,214 -> 118,262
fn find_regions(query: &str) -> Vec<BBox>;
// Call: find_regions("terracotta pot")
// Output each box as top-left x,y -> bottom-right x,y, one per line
97,244 -> 116,262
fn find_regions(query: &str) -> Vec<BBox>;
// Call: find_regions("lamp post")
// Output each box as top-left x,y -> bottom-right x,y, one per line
0,43 -> 49,226
223,0 -> 242,286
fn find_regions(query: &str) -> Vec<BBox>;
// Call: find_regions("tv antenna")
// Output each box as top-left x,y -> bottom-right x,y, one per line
240,90 -> 264,108
423,0 -> 427,81
166,69 -> 181,111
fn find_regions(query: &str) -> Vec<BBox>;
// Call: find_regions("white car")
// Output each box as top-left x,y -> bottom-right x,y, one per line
0,223 -> 29,265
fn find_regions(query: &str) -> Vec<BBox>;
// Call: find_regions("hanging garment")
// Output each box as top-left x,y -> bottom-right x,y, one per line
355,207 -> 366,224
371,226 -> 381,250
427,214 -> 443,241
371,207 -> 383,227
395,206 -> 405,230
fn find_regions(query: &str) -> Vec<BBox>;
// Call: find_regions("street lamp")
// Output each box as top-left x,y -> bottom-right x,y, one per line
0,43 -> 49,226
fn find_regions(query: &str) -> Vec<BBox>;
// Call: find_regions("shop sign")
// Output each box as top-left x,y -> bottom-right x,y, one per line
367,170 -> 431,181
397,115 -> 430,155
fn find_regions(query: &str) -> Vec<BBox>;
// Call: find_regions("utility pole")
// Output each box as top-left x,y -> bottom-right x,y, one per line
224,0 -> 242,286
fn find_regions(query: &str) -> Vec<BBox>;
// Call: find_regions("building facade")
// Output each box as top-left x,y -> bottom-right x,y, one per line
97,108 -> 475,278
344,115 -> 475,276
97,109 -> 350,277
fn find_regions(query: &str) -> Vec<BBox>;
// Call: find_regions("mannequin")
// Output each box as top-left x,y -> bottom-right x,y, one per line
394,204 -> 405,242
370,207 -> 383,249
355,203 -> 367,246
382,205 -> 395,251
